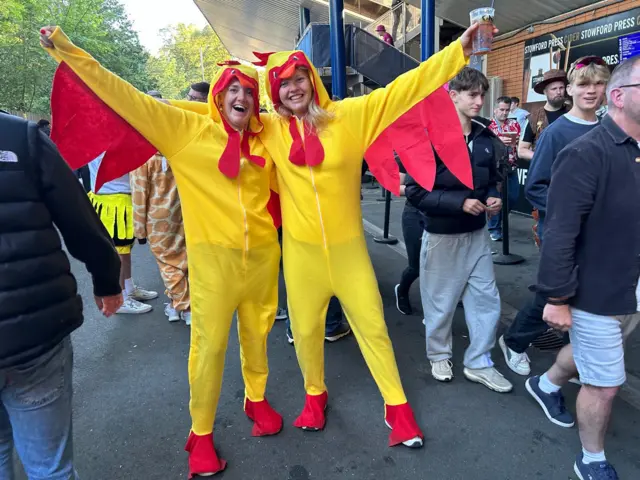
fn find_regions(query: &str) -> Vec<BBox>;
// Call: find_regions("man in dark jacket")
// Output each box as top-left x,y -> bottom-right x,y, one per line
524,56 -> 640,480
0,113 -> 123,479
499,57 -> 610,378
405,67 -> 512,394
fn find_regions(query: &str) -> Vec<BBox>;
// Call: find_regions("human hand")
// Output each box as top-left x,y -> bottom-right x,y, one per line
486,197 -> 502,216
95,293 -> 124,317
462,198 -> 486,216
543,303 -> 572,332
460,23 -> 500,57
39,26 -> 56,48
498,135 -> 517,147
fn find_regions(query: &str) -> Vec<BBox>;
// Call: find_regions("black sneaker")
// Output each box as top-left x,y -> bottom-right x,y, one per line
275,308 -> 288,321
325,323 -> 351,342
394,284 -> 412,315
525,375 -> 575,428
574,453 -> 619,480
286,326 -> 294,345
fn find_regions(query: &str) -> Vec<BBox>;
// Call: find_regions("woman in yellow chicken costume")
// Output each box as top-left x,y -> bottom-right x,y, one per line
251,37 -> 472,446
41,27 -> 283,478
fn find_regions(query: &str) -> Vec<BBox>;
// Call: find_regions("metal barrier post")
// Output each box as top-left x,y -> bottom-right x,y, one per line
329,0 -> 347,99
421,0 -> 435,61
492,165 -> 525,265
374,189 -> 398,245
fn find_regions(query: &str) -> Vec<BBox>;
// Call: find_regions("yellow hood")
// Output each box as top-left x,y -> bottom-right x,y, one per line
209,61 -> 263,135
255,51 -> 331,112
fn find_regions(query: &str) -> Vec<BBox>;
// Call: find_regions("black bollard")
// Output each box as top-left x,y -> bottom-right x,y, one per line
374,189 -> 398,245
492,164 -> 524,265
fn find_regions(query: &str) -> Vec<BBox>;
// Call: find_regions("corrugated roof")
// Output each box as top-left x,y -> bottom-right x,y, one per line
194,0 -> 607,61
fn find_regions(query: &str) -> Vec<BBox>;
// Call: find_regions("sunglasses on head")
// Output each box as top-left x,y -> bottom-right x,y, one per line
568,56 -> 607,75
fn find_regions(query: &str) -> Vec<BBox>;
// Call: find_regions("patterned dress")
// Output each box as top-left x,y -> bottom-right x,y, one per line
130,153 -> 189,311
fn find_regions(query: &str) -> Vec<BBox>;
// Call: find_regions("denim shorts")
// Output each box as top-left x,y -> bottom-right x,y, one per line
570,308 -> 640,387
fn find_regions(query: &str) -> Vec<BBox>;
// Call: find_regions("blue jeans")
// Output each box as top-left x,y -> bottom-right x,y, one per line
487,171 -> 520,237
0,338 -> 77,480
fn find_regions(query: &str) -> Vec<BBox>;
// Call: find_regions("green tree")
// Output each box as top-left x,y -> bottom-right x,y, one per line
0,0 -> 154,115
145,24 -> 229,100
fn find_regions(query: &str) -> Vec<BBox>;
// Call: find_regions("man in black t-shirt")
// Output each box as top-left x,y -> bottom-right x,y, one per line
517,70 -> 568,162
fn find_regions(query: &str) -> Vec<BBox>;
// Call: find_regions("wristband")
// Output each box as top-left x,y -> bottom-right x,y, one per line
547,298 -> 568,306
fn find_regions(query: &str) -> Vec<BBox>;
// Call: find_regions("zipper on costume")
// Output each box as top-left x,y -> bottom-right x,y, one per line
237,157 -> 249,265
308,166 -> 328,250
297,117 -> 328,250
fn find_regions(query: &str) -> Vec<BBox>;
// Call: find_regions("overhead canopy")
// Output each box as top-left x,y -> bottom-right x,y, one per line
194,0 -> 605,61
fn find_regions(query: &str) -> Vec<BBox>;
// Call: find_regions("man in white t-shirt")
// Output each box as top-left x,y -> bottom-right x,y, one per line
88,153 -> 157,314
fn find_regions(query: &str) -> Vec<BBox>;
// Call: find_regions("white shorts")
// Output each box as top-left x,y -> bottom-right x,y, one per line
570,308 -> 640,387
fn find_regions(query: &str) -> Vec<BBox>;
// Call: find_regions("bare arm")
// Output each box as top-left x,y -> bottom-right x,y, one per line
518,140 -> 533,161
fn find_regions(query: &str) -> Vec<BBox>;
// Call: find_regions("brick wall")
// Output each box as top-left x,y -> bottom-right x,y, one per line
486,0 -> 640,99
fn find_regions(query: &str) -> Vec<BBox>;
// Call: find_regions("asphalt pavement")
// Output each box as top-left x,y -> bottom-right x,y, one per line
12,188 -> 640,479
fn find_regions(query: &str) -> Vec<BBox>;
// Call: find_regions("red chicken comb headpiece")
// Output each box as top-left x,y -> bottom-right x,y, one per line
252,51 -> 276,67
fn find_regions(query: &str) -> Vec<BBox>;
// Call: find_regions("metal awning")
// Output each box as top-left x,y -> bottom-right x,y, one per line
194,0 -> 606,61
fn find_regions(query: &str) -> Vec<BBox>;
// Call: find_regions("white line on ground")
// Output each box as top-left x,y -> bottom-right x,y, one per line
362,218 -> 640,410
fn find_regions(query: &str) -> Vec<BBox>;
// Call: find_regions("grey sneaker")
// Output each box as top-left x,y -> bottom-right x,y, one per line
463,367 -> 513,393
117,297 -> 152,315
430,359 -> 454,382
499,335 -> 531,376
130,286 -> 158,301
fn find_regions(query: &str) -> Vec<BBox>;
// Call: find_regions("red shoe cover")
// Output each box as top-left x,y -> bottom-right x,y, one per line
244,398 -> 283,436
293,392 -> 328,430
184,431 -> 227,478
385,403 -> 424,446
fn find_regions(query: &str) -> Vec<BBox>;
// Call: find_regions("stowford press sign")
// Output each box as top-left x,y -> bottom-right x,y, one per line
522,7 -> 640,103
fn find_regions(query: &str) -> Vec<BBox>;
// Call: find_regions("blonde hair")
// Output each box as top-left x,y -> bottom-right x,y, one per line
276,67 -> 334,132
568,62 -> 611,85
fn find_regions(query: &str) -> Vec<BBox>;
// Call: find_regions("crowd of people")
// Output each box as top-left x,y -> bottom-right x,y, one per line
0,16 -> 638,480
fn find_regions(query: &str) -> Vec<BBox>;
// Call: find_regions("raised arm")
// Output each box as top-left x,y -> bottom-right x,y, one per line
41,26 -> 202,158
340,34 -> 472,149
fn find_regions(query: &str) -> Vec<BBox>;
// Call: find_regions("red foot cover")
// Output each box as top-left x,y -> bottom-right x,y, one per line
244,398 -> 283,436
364,87 -> 473,195
50,63 -> 156,192
385,403 -> 424,446
184,431 -> 227,478
293,391 -> 328,430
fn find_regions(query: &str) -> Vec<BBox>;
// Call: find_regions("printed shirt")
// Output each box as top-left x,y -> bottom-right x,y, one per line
488,118 -> 521,167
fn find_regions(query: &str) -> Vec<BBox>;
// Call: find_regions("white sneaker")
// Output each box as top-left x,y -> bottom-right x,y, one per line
463,367 -> 513,393
499,335 -> 531,376
384,420 -> 424,448
181,311 -> 191,326
164,304 -> 180,322
130,286 -> 158,301
117,297 -> 153,315
431,359 -> 454,382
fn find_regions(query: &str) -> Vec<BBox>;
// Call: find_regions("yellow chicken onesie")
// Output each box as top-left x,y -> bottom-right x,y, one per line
43,27 -> 282,478
257,42 -> 469,445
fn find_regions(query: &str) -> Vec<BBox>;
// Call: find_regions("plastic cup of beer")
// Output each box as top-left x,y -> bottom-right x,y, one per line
469,7 -> 495,55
